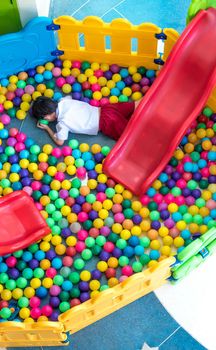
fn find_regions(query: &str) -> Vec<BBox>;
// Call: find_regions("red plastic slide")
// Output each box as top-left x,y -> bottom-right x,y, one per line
103,8 -> 216,196
0,191 -> 51,256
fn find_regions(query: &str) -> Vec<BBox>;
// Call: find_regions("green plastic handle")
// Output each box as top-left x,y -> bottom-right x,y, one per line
39,119 -> 49,125
177,228 -> 216,262
172,254 -> 203,280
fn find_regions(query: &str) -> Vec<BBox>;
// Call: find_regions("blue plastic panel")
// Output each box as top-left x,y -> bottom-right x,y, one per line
0,17 -> 56,79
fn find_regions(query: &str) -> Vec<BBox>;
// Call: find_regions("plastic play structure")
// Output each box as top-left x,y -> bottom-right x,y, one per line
103,8 -> 216,195
0,191 -> 51,256
0,4 -> 216,347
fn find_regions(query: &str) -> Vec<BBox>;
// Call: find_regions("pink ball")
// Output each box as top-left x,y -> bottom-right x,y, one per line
30,297 -> 41,308
153,193 -> 163,204
119,275 -> 128,283
94,69 -> 103,78
140,195 -> 150,205
52,147 -> 62,158
56,77 -> 66,88
7,137 -> 17,147
176,163 -> 184,173
59,189 -> 69,199
39,162 -> 48,172
78,211 -> 88,222
164,194 -> 175,204
0,114 -> 10,125
96,192 -> 106,202
72,60 -> 81,68
62,256 -> 73,267
201,151 -> 208,160
31,181 -> 42,191
6,91 -> 15,100
23,186 -> 33,196
30,308 -> 41,319
76,167 -> 86,179
6,256 -> 17,268
0,104 -> 4,113
75,241 -> 86,253
176,179 -> 186,189
52,67 -> 62,77
112,203 -> 122,213
169,228 -> 180,238
206,199 -> 216,210
114,212 -> 125,223
41,305 -> 53,317
183,172 -> 192,181
90,99 -> 100,107
62,146 -> 72,156
100,98 -> 109,106
35,202 -> 43,210
103,241 -> 115,253
49,285 -> 61,296
91,83 -> 101,92
15,88 -> 24,97
122,265 -> 133,277
182,155 -> 191,164
15,142 -> 25,152
201,168 -> 209,177
54,172 -> 65,181
25,85 -> 35,94
77,229 -> 88,241
16,132 -> 26,142
9,128 -> 18,137
175,196 -> 185,206
46,267 -> 57,278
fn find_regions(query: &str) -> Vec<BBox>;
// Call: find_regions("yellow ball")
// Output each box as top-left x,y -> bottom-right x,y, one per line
37,65 -> 45,74
108,277 -> 119,287
202,140 -> 212,151
40,210 -> 48,220
42,278 -> 53,288
107,80 -> 115,89
8,83 -> 17,92
43,144 -> 53,154
28,163 -> 38,173
37,84 -> 46,93
12,288 -> 23,299
168,203 -> 178,213
0,122 -> 3,130
109,95 -> 118,103
93,218 -> 104,229
64,156 -> 74,165
63,60 -> 72,68
9,173 -> 19,182
113,194 -> 123,204
3,188 -> 13,195
47,166 -> 57,176
92,201 -> 102,211
98,77 -> 107,86
71,68 -> 80,77
91,62 -> 100,71
22,93 -> 32,102
97,261 -> 108,272
40,241 -> 50,252
77,74 -> 87,83
108,257 -> 119,268
24,287 -> 35,298
67,165 -> 76,176
61,68 -> 71,77
98,209 -> 109,219
88,179 -> 97,190
67,212 -> 77,223
0,95 -> 6,104
85,68 -> 94,77
89,280 -> 100,290
120,229 -> 131,240
101,86 -> 110,96
152,179 -> 162,190
57,162 -> 67,172
38,316 -> 48,322
24,317 -> 34,323
30,278 -> 41,289
160,246 -> 171,256
158,226 -> 169,237
128,66 -> 137,74
38,152 -> 48,162
101,63 -> 109,71
150,239 -> 161,250
62,84 -> 72,94
19,307 -> 30,319
0,170 -> 7,179
61,205 -> 71,216
66,236 -> 77,247
88,75 -> 97,84
3,162 -> 11,173
33,170 -> 43,180
163,235 -> 173,246
95,163 -> 102,173
1,289 -> 12,301
19,159 -> 29,168
9,75 -> 18,84
131,91 -> 142,101
62,179 -> 71,190
50,180 -> 61,190
16,109 -> 26,120
0,87 -> 7,94
55,244 -> 66,255
132,73 -> 142,82
45,62 -> 54,70
112,223 -> 122,234
103,199 -> 113,210
173,237 -> 184,248
148,260 -> 159,268
32,91 -> 42,100
93,91 -> 102,100
44,89 -> 54,98
4,100 -> 13,110
98,173 -> 107,183
176,220 -> 187,231
51,235 -> 62,246
112,73 -> 121,82
80,270 -> 91,281
79,143 -> 89,152
131,200 -> 142,211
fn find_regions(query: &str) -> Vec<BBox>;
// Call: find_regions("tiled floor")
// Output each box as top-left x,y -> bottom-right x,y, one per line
8,1 -> 207,350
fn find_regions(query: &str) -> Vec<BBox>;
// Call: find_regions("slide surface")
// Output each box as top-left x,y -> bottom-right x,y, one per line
0,191 -> 51,256
103,8 -> 216,196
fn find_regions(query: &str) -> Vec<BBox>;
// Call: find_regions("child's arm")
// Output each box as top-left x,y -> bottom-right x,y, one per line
37,122 -> 64,146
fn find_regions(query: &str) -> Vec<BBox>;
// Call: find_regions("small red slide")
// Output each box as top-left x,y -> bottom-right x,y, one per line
103,8 -> 216,196
0,191 -> 51,256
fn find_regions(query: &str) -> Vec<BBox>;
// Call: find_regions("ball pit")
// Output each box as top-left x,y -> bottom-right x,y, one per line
0,59 -> 215,323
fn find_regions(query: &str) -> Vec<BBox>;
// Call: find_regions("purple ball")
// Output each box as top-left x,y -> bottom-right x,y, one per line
79,292 -> 90,302
94,152 -> 104,163
193,172 -> 202,181
0,146 -> 4,153
164,165 -> 173,175
212,136 -> 216,145
8,268 -> 20,279
50,310 -> 59,321
112,247 -> 122,258
151,221 -> 161,230
167,179 -> 175,189
59,189 -> 68,199
20,169 -> 29,178
61,228 -> 71,238
72,204 -> 81,214
88,210 -> 98,220
15,88 -> 24,97
192,189 -> 201,199
81,97 -> 90,103
171,171 -> 181,181
78,281 -> 89,292
9,154 -> 19,164
46,250 -> 56,260
41,184 -> 50,194
212,114 -> 216,122
140,77 -> 150,86
99,251 -> 111,261
110,64 -> 120,73
27,68 -> 36,77
164,218 -> 175,229
72,92 -> 82,100
91,269 -> 102,280
66,76 -> 75,84
13,96 -> 22,106
21,177 -> 32,186
209,175 -> 216,183
88,170 -> 97,179
104,70 -> 113,80
50,296 -> 60,308
28,259 -> 39,269
96,183 -> 107,192
182,188 -> 191,197
160,210 -> 170,220
132,214 -> 142,224
124,76 -> 133,86
75,195 -> 85,205
100,226 -> 110,237
185,196 -> 195,206
7,137 -> 17,147
158,203 -> 167,211
150,77 -> 156,84
53,58 -> 63,67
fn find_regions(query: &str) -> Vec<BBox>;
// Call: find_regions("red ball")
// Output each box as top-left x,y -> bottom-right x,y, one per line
62,256 -> 73,267
0,301 -> 8,309
70,298 -> 81,307
82,81 -> 91,90
105,268 -> 116,279
38,162 -> 48,172
89,228 -> 99,238
9,128 -> 18,137
141,86 -> 149,94
66,246 -> 76,257
6,91 -> 15,100
103,241 -> 115,253
65,197 -> 75,206
82,202 -> 92,213
131,83 -> 141,92
106,179 -> 116,188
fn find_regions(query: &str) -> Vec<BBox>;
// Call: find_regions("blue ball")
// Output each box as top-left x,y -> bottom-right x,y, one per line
146,70 -> 155,78
85,159 -> 95,170
208,151 -> 216,161
134,245 -> 144,256
72,82 -> 82,92
184,162 -> 193,172
159,172 -> 169,182
52,257 -> 62,269
25,138 -> 35,148
149,250 -> 160,260
180,229 -> 191,240
0,262 -> 8,273
36,286 -> 48,298
116,81 -> 126,90
82,152 -> 92,161
34,250 -> 45,261
22,251 -> 33,262
62,280 -> 73,291
146,188 -> 156,197
0,78 -> 9,87
128,236 -> 139,247
19,150 -> 30,159
72,149 -> 81,159
123,246 -> 134,258
11,164 -> 21,173
0,129 -> 9,139
111,87 -> 120,96
12,182 -> 22,191
172,212 -> 182,222
53,92 -> 63,101
35,74 -> 44,83
43,70 -> 53,80
119,68 -> 129,78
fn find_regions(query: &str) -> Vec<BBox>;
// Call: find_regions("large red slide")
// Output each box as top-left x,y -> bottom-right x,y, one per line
103,8 -> 216,196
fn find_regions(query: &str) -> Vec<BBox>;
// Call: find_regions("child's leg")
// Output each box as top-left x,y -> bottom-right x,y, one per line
99,102 -> 135,140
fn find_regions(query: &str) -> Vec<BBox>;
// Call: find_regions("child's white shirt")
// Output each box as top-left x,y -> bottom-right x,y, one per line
55,96 -> 100,140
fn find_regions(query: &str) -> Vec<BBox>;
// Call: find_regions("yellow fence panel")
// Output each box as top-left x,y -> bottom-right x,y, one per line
0,321 -> 68,347
59,257 -> 175,334
54,16 -> 161,69
207,86 -> 216,112
162,28 -> 179,61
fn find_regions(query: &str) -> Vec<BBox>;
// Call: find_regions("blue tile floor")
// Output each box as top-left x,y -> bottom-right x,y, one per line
8,1 -> 207,350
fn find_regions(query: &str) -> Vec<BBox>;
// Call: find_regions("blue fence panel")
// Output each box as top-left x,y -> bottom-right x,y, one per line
0,17 -> 56,79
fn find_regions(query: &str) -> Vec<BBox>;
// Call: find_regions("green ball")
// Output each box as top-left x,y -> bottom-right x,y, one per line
68,139 -> 79,149
195,198 -> 205,208
101,146 -> 110,156
0,307 -> 12,319
52,210 -> 62,221
75,158 -> 84,167
148,202 -> 158,211
132,261 -> 143,272
108,233 -> 118,243
30,144 -> 40,155
191,151 -> 200,162
16,260 -> 26,271
85,237 -> 95,248
105,187 -> 115,198
119,95 -> 128,102
58,218 -> 68,228
118,256 -> 129,266
199,179 -> 209,189
5,146 -> 15,156
69,188 -> 79,198
116,238 -> 127,250
139,254 -> 150,265
52,225 -> 61,235
195,144 -> 203,153
73,258 -> 85,270
213,123 -> 216,132
0,154 -> 8,163
149,210 -> 160,221
26,77 -> 35,85
28,243 -> 39,254
32,190 -> 42,201
5,279 -> 16,290
178,205 -> 188,214
183,213 -> 193,224
122,199 -> 131,208
82,61 -> 91,70
123,208 -> 134,219
171,187 -> 181,196
100,285 -> 109,291
81,249 -> 93,260
48,155 -> 57,165
22,268 -> 33,279
53,275 -> 64,286
202,107 -> 212,117
86,193 -> 96,203
18,296 -> 29,308
46,81 -> 55,89
46,217 -> 55,227
104,217 -> 114,227
140,237 -> 150,248
71,178 -> 81,188
46,203 -> 56,214
70,287 -> 80,298
193,214 -> 203,225
69,272 -> 80,284
42,174 -> 52,184
0,273 -> 9,284
16,277 -> 27,288
160,186 -> 170,195
33,268 -> 45,279
1,179 -> 11,188
59,291 -> 70,301
187,180 -> 197,190
208,220 -> 216,229
82,220 -> 93,230
55,198 -> 65,208
59,301 -> 70,312
84,89 -> 93,98
60,267 -> 71,278
170,157 -> 178,166
92,245 -> 102,255
17,80 -> 26,88
49,190 -> 59,200
95,236 -> 106,246
13,250 -> 23,258
138,66 -> 146,75
7,107 -> 16,118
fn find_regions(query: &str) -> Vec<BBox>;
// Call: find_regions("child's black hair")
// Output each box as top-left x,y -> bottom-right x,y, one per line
32,96 -> 58,120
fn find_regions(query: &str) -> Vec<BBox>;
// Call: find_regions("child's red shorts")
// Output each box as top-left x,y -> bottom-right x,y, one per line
99,102 -> 135,140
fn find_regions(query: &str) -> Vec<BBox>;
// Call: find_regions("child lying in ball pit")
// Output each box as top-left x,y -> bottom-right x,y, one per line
32,96 -> 141,146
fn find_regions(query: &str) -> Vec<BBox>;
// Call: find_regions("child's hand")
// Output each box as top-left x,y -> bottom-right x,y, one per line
37,121 -> 49,130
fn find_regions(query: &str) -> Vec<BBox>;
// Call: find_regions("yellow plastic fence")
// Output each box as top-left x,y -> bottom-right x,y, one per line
0,321 -> 68,347
59,257 -> 175,334
54,16 -> 162,69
